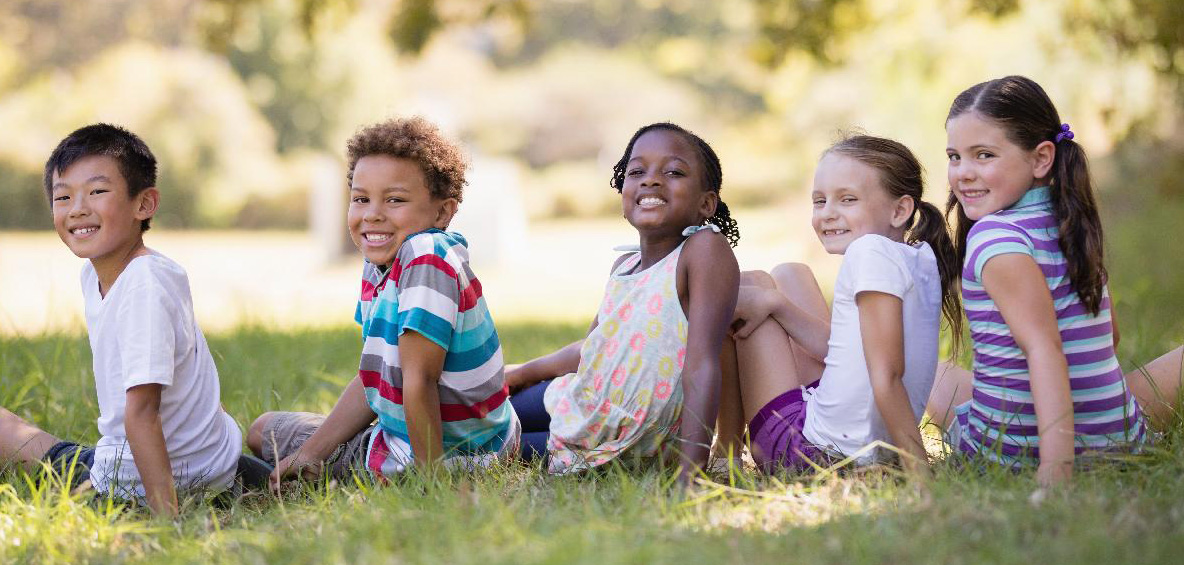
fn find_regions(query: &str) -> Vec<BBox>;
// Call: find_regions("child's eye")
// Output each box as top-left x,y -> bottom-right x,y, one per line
664,169 -> 685,177
976,151 -> 994,159
90,188 -> 108,196
841,196 -> 857,203
812,198 -> 825,207
351,196 -> 368,204
626,168 -> 644,177
386,197 -> 405,204
946,153 -> 959,162
53,195 -> 69,202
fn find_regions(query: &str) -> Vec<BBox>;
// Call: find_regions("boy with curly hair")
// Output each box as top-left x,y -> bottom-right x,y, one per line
250,117 -> 519,485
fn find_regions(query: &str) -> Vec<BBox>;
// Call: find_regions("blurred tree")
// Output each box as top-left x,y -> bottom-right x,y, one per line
0,0 -> 192,80
1066,0 -> 1184,80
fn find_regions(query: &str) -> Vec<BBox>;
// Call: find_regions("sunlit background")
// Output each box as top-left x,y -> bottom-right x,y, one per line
1,0 -> 1181,364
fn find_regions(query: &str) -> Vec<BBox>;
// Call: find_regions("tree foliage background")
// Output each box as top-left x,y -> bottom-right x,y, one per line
1,0 -> 1182,353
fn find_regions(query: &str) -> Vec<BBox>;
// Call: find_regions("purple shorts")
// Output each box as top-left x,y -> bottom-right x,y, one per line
749,380 -> 828,472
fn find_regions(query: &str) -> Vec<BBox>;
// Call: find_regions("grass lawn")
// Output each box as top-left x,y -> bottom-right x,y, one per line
2,321 -> 1184,564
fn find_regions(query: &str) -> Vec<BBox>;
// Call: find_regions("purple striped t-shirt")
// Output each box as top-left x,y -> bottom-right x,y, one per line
956,186 -> 1146,465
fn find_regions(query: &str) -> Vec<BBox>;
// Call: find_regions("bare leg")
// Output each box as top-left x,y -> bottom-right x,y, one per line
0,408 -> 61,473
247,412 -> 278,457
734,318 -> 807,422
1125,345 -> 1184,430
713,337 -> 746,460
925,361 -> 973,430
768,263 -> 828,385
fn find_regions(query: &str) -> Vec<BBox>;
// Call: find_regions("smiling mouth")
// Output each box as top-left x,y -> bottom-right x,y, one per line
70,226 -> 99,237
363,233 -> 393,243
960,189 -> 988,199
637,196 -> 666,208
821,229 -> 850,237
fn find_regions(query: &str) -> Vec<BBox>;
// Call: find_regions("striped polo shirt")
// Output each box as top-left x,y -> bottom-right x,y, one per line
355,229 -> 514,476
958,186 -> 1146,465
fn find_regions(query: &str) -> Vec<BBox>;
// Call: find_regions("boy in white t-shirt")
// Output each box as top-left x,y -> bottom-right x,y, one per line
0,124 -> 243,516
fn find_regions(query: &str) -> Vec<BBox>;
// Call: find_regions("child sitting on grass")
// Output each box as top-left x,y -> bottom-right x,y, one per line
507,122 -> 739,485
713,135 -> 961,476
0,124 -> 244,517
251,117 -> 519,486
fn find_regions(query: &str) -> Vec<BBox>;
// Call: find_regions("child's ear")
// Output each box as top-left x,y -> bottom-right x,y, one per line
699,190 -> 719,222
890,194 -> 915,229
1032,140 -> 1056,180
134,187 -> 160,222
434,197 -> 459,229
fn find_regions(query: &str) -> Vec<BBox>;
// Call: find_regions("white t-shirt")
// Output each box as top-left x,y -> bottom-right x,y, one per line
802,234 -> 941,464
82,252 -> 241,498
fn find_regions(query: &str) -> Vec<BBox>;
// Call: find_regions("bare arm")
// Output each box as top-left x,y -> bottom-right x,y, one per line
982,254 -> 1074,486
857,291 -> 928,477
735,286 -> 830,362
124,384 -> 178,517
506,340 -> 584,392
676,232 -> 739,486
271,375 -> 375,488
506,256 -> 627,393
400,330 -> 448,470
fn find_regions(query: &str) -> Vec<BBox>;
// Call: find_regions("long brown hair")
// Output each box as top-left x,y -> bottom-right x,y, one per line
945,76 -> 1107,315
827,135 -> 963,345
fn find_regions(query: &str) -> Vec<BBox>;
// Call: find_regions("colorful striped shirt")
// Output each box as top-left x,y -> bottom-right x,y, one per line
355,229 -> 515,476
958,186 -> 1146,465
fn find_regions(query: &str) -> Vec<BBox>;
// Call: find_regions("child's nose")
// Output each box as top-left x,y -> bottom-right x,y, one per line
362,203 -> 383,221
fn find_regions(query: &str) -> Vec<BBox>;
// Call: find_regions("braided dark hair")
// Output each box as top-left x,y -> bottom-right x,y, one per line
610,122 -> 740,247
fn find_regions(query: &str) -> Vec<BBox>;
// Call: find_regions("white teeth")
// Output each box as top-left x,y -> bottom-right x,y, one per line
638,196 -> 666,207
823,229 -> 848,236
364,233 -> 391,242
71,227 -> 98,235
963,190 -> 987,198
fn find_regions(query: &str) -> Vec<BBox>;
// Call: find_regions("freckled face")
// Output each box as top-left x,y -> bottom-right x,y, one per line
620,129 -> 715,237
946,112 -> 1043,221
810,152 -> 901,254
347,155 -> 448,268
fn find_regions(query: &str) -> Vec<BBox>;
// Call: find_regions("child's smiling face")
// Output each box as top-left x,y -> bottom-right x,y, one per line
946,111 -> 1050,220
347,155 -> 455,268
810,152 -> 908,254
620,129 -> 717,238
51,155 -> 155,265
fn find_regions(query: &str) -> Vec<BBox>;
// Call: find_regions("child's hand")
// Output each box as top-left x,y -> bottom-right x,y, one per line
269,450 -> 323,493
731,287 -> 776,339
1036,460 -> 1072,488
505,363 -> 527,394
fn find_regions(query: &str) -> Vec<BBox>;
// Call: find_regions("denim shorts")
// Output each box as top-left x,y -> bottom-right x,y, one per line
40,441 -> 96,489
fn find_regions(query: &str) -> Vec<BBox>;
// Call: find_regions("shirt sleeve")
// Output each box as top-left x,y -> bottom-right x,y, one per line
115,271 -> 181,390
395,233 -> 461,350
965,219 -> 1034,283
846,235 -> 913,299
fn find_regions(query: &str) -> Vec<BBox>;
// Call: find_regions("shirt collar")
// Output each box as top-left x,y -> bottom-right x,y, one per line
1007,186 -> 1052,211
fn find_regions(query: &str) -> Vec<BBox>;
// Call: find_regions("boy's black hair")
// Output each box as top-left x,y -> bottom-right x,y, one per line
610,122 -> 740,247
44,123 -> 158,232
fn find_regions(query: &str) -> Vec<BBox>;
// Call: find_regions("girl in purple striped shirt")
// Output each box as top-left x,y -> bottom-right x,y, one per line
925,76 -> 1183,487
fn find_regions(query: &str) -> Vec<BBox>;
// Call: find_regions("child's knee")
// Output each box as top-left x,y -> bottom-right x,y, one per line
740,270 -> 776,289
769,262 -> 814,287
246,412 -> 277,456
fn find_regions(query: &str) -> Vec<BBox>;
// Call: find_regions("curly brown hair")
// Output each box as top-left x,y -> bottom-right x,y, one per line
345,117 -> 467,202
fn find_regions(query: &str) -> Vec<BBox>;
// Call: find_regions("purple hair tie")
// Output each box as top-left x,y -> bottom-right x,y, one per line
1055,123 -> 1074,143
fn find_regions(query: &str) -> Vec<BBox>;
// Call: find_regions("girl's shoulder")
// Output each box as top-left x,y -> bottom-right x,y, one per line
680,224 -> 732,256
965,212 -> 1035,252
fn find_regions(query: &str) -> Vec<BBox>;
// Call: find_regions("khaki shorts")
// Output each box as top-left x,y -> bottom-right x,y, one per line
258,411 -> 373,481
